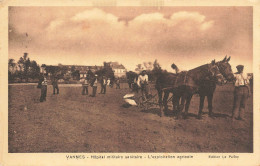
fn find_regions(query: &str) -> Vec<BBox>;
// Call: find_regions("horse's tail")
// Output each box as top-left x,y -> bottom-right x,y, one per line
171,63 -> 179,74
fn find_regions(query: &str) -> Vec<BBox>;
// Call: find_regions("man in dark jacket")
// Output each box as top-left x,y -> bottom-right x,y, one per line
100,76 -> 107,94
38,74 -> 48,102
52,76 -> 59,95
90,74 -> 98,97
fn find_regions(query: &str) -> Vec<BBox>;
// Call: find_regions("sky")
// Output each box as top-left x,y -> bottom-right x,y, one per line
9,7 -> 253,73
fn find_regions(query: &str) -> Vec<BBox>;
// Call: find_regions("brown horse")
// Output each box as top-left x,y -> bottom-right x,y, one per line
197,56 -> 234,119
156,60 -> 225,118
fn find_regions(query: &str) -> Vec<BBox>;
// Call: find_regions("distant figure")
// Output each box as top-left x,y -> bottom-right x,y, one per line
52,76 -> 59,95
137,70 -> 149,100
116,78 -> 120,89
90,74 -> 98,97
81,77 -> 89,95
100,76 -> 107,94
232,65 -> 251,120
39,75 -> 48,102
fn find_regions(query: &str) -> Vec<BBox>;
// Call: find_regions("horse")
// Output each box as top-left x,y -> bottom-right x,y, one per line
156,59 -> 226,118
197,56 -> 234,119
126,71 -> 140,93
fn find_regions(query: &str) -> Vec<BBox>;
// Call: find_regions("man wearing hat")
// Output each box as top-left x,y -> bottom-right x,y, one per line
232,65 -> 251,120
90,74 -> 98,97
137,70 -> 149,100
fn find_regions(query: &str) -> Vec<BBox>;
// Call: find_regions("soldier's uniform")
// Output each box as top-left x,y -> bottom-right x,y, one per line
40,77 -> 48,102
232,65 -> 250,120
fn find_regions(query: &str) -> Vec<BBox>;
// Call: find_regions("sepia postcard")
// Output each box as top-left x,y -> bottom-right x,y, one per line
0,0 -> 260,165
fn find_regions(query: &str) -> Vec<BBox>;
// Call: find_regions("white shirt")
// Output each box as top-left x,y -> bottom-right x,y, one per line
234,72 -> 249,87
137,74 -> 148,87
42,78 -> 48,86
107,79 -> 110,85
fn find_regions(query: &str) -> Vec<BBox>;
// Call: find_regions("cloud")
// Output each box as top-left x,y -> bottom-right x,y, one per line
40,9 -> 216,54
8,7 -> 252,72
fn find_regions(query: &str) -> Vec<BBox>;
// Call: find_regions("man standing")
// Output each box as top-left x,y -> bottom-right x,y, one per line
52,76 -> 59,95
100,76 -> 107,94
116,78 -> 120,89
90,74 -> 98,97
232,65 -> 251,120
137,70 -> 149,100
39,74 -> 48,102
81,77 -> 89,95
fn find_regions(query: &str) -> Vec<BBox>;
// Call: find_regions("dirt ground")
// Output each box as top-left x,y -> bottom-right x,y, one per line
8,83 -> 253,153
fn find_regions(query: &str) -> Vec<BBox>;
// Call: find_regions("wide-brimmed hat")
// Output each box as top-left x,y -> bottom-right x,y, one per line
95,74 -> 98,76
236,65 -> 244,69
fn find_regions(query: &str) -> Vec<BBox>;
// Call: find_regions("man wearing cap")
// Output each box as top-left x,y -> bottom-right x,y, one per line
232,65 -> 251,120
137,70 -> 149,100
90,74 -> 98,97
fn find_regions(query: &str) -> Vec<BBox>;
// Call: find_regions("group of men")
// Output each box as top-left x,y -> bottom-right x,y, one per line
38,74 -> 120,101
80,75 -> 113,97
38,75 -> 59,102
37,65 -> 251,121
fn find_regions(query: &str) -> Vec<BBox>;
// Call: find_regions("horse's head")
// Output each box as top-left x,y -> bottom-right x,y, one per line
216,56 -> 235,82
208,59 -> 227,85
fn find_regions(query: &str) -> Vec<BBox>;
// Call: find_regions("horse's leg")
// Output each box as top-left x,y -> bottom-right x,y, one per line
178,94 -> 185,112
157,89 -> 164,117
198,94 -> 205,119
183,94 -> 192,119
163,91 -> 170,112
172,93 -> 180,113
175,94 -> 185,119
207,93 -> 214,117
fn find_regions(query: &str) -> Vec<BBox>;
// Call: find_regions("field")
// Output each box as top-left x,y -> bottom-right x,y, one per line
8,83 -> 253,153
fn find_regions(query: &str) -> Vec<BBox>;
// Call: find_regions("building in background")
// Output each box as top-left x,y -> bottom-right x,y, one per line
40,64 -> 103,78
104,62 -> 127,78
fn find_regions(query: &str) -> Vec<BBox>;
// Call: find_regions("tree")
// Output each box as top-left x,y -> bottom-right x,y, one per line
28,60 -> 40,79
135,64 -> 143,73
143,61 -> 153,71
18,53 -> 31,82
45,65 -> 60,76
8,58 -> 16,72
96,65 -> 115,81
71,66 -> 76,73
8,59 -> 16,83
153,59 -> 161,71
72,70 -> 80,80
